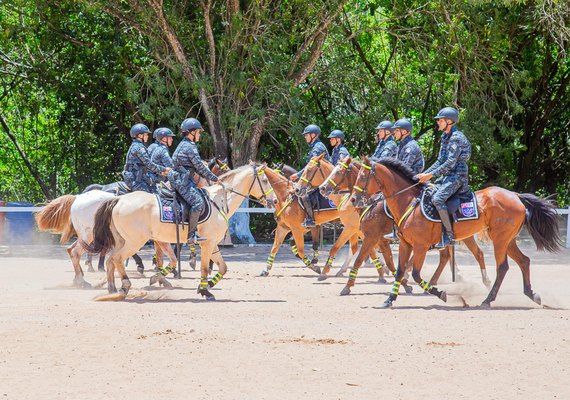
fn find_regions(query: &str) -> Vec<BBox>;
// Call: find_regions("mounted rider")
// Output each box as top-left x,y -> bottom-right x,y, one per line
167,118 -> 221,243
371,120 -> 398,161
290,124 -> 330,228
384,118 -> 425,240
149,127 -> 175,185
328,129 -> 350,166
147,128 -> 162,157
122,123 -> 170,193
416,107 -> 471,248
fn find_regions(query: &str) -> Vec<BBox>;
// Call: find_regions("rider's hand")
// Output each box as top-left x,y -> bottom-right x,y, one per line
415,173 -> 432,183
290,173 -> 298,182
162,167 -> 171,176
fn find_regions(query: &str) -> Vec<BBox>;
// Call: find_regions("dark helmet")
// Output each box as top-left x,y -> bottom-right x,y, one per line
393,118 -> 413,133
152,128 -> 162,140
328,129 -> 344,140
155,127 -> 175,141
180,118 -> 203,134
302,124 -> 321,136
434,107 -> 459,122
375,120 -> 393,131
130,123 -> 151,138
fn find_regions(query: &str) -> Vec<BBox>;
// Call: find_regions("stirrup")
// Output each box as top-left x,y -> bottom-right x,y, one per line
433,233 -> 455,249
302,218 -> 316,228
188,233 -> 206,244
383,231 -> 398,241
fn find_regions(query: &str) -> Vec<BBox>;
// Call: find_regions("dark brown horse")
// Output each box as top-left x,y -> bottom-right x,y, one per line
350,157 -> 561,308
319,156 -> 490,295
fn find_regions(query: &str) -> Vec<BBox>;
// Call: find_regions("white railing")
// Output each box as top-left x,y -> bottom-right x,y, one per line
1,206 -> 569,248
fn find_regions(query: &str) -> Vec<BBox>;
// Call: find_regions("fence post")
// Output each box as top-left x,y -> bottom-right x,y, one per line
566,206 -> 570,249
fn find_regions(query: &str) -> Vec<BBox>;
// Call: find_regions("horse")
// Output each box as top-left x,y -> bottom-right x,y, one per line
260,167 -> 359,277
273,162 -> 322,264
350,157 -> 561,308
318,156 -> 490,295
86,163 -> 277,301
35,190 -> 175,288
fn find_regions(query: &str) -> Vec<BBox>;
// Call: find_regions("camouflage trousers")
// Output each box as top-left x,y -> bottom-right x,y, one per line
432,178 -> 468,210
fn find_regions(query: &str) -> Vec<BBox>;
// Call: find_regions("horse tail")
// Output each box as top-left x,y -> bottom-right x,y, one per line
82,184 -> 104,193
84,197 -> 120,254
35,195 -> 77,244
517,193 -> 562,252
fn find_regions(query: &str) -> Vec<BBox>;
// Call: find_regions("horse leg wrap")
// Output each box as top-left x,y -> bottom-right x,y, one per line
159,264 -> 173,276
391,281 -> 401,296
198,279 -> 209,291
372,258 -> 384,271
190,245 -> 197,253
291,244 -> 300,257
266,253 -> 275,268
313,249 -> 319,259
325,256 -> 334,269
302,257 -> 312,266
420,279 -> 433,292
208,272 -> 223,288
348,268 -> 358,282
152,255 -> 157,266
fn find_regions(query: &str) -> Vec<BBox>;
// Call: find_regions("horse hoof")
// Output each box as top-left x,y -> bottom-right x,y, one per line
404,285 -> 413,294
440,291 -> 447,303
311,258 -> 319,265
317,274 -> 328,281
377,277 -> 387,284
260,270 -> 269,277
379,300 -> 392,308
340,287 -> 351,296
162,279 -> 173,289
172,269 -> 179,279
334,271 -> 344,278
479,302 -> 491,309
533,293 -> 541,305
206,295 -> 216,301
149,274 -> 161,286
308,265 -> 321,275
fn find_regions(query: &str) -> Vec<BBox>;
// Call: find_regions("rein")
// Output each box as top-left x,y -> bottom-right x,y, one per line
299,159 -> 328,193
354,160 -> 422,202
325,161 -> 355,195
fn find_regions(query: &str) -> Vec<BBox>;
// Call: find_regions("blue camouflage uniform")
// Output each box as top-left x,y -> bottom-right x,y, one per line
167,138 -> 218,215
122,139 -> 166,193
371,137 -> 398,160
330,144 -> 350,166
149,142 -> 174,185
147,142 -> 158,157
425,126 -> 471,209
397,136 -> 424,175
299,139 -> 330,175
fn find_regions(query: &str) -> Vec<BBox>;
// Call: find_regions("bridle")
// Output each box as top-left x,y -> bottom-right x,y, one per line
323,161 -> 355,195
220,164 -> 275,207
353,160 -> 422,202
299,159 -> 328,193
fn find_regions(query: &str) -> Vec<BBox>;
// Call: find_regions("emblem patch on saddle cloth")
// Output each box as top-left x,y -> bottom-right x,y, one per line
155,188 -> 211,225
420,187 -> 479,222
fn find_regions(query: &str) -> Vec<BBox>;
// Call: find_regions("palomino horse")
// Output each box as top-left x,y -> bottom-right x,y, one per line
350,157 -> 561,308
319,156 -> 490,295
86,163 -> 277,301
35,190 -> 172,288
274,162 -> 322,265
260,167 -> 359,276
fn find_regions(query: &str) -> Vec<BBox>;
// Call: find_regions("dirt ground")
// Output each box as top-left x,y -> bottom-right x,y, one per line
0,242 -> 569,400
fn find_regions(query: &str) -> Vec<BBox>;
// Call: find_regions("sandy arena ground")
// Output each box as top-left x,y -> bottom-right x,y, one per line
0,242 -> 569,399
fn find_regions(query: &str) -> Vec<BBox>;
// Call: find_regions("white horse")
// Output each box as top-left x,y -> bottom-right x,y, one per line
35,190 -> 174,288
86,163 -> 276,301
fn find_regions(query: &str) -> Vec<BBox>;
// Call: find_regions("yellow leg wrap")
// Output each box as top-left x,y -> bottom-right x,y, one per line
372,258 -> 383,271
420,279 -> 433,291
325,256 -> 334,267
190,245 -> 197,253
199,279 -> 209,290
291,244 -> 299,256
313,250 -> 319,258
392,270 -> 397,276
302,257 -> 312,266
209,272 -> 223,287
348,268 -> 358,281
391,281 -> 401,295
266,254 -> 275,267
159,264 -> 173,276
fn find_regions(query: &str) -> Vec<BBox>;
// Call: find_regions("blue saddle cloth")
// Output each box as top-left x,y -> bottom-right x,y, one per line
155,187 -> 211,225
420,186 -> 479,222
297,191 -> 337,212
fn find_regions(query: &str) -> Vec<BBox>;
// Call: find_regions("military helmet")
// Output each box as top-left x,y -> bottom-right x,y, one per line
302,124 -> 321,136
180,118 -> 203,134
434,107 -> 459,122
393,118 -> 413,133
130,123 -> 151,138
155,127 -> 175,141
328,129 -> 344,140
375,120 -> 394,131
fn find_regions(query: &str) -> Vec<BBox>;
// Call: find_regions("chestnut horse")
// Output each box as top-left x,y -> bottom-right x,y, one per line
318,156 -> 490,295
260,167 -> 359,277
351,157 -> 561,308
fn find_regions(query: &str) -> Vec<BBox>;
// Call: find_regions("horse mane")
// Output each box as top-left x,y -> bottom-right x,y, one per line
376,157 -> 425,187
351,159 -> 362,169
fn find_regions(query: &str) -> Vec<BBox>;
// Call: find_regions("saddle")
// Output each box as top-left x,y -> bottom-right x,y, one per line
421,186 -> 479,222
155,186 -> 211,226
297,190 -> 337,212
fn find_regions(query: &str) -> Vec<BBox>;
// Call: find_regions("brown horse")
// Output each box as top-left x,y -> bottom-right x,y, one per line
350,157 -> 561,308
319,156 -> 490,295
260,167 -> 359,276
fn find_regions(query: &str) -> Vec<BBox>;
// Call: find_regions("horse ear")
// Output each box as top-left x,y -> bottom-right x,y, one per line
346,156 -> 352,164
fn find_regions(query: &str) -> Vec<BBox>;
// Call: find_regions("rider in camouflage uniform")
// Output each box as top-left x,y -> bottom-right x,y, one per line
384,118 -> 425,240
291,124 -> 330,228
371,120 -> 398,160
122,123 -> 169,193
328,129 -> 350,166
168,118 -> 221,243
416,107 -> 471,248
147,128 -> 161,158
149,127 -> 175,186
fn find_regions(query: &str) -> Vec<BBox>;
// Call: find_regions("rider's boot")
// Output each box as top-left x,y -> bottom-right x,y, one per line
187,209 -> 206,244
302,198 -> 316,228
434,208 -> 455,248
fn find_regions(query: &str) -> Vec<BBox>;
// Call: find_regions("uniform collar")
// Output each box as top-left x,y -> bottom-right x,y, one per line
381,136 -> 394,144
133,139 -> 144,144
400,135 -> 413,146
157,142 -> 168,148
182,138 -> 196,144
309,138 -> 322,148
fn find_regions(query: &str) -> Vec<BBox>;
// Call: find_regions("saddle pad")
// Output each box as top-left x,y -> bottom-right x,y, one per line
155,188 -> 211,225
384,201 -> 394,221
297,191 -> 337,212
420,188 -> 479,222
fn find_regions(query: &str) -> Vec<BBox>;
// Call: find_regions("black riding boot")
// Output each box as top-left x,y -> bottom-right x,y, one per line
302,198 -> 316,228
187,209 -> 206,243
434,209 -> 455,248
